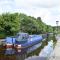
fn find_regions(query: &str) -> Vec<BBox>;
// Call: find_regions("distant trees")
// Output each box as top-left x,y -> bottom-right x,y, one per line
0,13 -> 53,38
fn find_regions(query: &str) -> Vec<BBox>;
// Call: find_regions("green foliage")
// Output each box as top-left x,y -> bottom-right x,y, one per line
0,13 -> 20,35
0,32 -> 6,39
0,13 -> 53,38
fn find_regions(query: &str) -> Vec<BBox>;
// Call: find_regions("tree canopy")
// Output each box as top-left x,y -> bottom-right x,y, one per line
0,13 -> 53,38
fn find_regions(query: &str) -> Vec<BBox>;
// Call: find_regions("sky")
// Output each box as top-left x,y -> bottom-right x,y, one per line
0,0 -> 60,26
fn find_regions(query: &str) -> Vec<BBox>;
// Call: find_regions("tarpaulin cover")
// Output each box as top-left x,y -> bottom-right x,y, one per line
5,37 -> 15,44
21,35 -> 43,47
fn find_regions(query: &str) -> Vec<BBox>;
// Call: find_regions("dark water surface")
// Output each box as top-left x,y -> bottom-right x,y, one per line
25,41 -> 53,60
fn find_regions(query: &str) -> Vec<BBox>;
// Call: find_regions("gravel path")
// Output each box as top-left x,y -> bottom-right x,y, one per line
49,35 -> 60,60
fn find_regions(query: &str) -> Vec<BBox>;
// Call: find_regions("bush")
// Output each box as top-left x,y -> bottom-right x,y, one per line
0,32 -> 6,39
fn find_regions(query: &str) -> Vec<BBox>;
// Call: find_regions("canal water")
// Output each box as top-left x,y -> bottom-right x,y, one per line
0,34 -> 56,60
0,40 -> 54,60
25,40 -> 54,60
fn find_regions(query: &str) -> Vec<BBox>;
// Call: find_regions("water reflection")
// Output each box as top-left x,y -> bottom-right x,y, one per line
39,41 -> 53,57
0,40 -> 54,60
27,42 -> 42,53
0,42 -> 42,60
5,48 -> 15,55
25,40 -> 53,60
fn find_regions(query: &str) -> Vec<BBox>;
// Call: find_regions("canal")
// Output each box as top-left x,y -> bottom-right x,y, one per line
0,34 -> 56,60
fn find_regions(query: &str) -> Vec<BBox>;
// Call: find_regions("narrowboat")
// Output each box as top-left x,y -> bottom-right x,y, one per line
15,33 -> 43,49
5,32 -> 47,50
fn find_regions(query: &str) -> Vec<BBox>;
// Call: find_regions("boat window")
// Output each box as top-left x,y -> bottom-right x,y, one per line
16,35 -> 22,41
16,33 -> 29,41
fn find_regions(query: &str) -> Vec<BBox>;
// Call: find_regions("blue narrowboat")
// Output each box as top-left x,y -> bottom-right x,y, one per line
15,33 -> 43,49
5,32 -> 47,49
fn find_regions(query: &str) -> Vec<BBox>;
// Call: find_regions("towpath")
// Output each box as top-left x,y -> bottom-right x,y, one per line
49,35 -> 60,60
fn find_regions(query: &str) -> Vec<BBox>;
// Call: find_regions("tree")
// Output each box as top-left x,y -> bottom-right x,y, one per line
0,13 -> 20,35
0,13 -> 53,38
